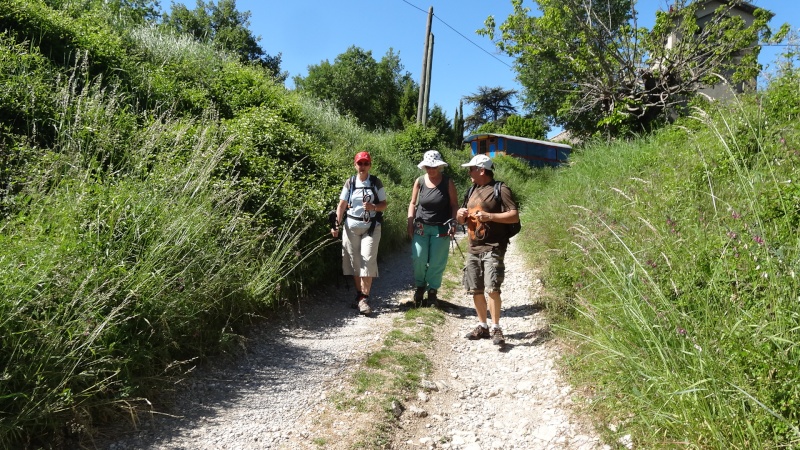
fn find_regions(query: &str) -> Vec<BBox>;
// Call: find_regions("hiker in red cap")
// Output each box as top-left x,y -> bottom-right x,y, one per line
331,151 -> 387,315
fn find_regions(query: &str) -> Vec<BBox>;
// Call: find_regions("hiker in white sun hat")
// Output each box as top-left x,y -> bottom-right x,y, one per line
417,149 -> 449,169
407,150 -> 458,308
460,154 -> 493,170
456,153 -> 519,346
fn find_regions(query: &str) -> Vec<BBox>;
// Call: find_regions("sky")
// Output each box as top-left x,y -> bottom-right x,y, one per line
185,0 -> 800,138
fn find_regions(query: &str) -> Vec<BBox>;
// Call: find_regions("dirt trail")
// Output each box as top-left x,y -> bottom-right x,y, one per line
98,235 -> 605,450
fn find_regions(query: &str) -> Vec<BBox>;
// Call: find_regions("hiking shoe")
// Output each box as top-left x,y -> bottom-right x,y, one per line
465,325 -> 490,340
351,291 -> 363,309
426,289 -> 438,308
491,327 -> 505,346
358,297 -> 372,315
413,287 -> 426,308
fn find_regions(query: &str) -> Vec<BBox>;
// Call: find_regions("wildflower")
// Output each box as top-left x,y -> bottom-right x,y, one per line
727,231 -> 737,240
677,327 -> 687,336
753,235 -> 765,246
694,344 -> 702,352
731,211 -> 741,219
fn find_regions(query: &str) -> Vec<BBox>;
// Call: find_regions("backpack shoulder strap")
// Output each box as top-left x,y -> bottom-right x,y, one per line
346,175 -> 356,207
462,184 -> 476,209
494,181 -> 509,212
493,181 -> 503,201
369,174 -> 381,198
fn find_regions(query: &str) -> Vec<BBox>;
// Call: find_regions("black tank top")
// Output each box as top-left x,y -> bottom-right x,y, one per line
416,175 -> 451,225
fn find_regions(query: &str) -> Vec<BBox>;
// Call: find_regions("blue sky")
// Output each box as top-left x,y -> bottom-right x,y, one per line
197,1 -> 799,137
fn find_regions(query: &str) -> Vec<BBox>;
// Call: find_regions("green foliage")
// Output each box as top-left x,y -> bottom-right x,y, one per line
0,0 -> 129,76
462,85 -> 517,132
0,31 -> 57,128
452,100 -> 465,147
474,114 -> 549,140
521,67 -> 800,447
0,115 -> 317,447
294,46 -> 417,131
483,0 -> 783,137
160,0 -> 285,80
390,123 -> 444,161
221,105 -> 335,224
497,114 -> 549,139
425,104 -> 454,144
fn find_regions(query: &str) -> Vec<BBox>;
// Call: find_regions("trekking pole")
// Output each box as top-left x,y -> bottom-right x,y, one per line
441,219 -> 465,259
328,209 -> 350,290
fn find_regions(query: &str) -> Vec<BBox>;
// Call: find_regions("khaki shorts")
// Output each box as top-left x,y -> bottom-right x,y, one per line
342,223 -> 381,277
462,247 -> 506,295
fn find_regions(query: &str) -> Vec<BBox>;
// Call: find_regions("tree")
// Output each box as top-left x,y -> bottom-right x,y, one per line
398,78 -> 420,127
481,0 -> 787,137
499,114 -> 549,140
294,46 -> 417,131
453,100 -> 465,147
426,104 -> 454,145
162,0 -> 285,81
462,86 -> 517,132
102,0 -> 161,24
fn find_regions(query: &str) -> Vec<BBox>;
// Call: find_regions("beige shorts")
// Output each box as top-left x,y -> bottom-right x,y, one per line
462,247 -> 506,294
342,223 -> 381,277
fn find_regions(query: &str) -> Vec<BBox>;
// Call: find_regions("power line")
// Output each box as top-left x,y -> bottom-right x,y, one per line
400,0 -> 514,70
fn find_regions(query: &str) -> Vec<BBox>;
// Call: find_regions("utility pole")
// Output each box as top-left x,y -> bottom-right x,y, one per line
421,33 -> 434,126
416,6 -> 433,124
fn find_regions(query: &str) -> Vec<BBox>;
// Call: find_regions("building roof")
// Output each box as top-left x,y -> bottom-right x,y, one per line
690,0 -> 771,18
463,133 -> 572,150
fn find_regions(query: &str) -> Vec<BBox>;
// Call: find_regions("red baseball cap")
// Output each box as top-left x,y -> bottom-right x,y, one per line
355,151 -> 371,164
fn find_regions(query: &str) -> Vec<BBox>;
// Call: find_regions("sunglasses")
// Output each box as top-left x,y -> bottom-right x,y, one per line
357,161 -> 371,167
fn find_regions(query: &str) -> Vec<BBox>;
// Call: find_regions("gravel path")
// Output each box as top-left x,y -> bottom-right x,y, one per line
98,234 -> 606,450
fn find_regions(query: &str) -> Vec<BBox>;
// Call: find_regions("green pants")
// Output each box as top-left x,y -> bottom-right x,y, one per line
411,223 -> 451,290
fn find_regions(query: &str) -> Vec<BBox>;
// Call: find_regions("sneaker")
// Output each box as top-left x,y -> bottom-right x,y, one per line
491,327 -> 505,346
358,297 -> 372,315
465,325 -> 490,340
426,289 -> 438,308
413,287 -> 425,308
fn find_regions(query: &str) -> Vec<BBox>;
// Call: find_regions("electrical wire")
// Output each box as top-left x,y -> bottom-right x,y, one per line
400,0 -> 514,70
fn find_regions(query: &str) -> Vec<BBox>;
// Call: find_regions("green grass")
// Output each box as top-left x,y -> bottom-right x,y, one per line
325,306 -> 445,449
519,83 -> 800,448
6,2 -> 800,448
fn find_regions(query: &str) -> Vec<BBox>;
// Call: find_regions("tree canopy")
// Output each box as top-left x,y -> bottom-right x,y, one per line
462,86 -> 518,132
293,46 -> 417,131
474,114 -> 548,140
162,0 -> 285,80
481,0 -> 788,137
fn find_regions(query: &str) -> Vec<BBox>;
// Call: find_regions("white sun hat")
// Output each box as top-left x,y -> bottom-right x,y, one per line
417,149 -> 449,169
460,154 -> 493,170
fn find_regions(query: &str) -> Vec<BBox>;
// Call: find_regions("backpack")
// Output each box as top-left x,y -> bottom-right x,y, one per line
462,181 -> 521,240
345,174 -> 383,235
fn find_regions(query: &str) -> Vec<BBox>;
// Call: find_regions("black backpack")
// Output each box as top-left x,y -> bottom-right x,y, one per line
462,181 -> 521,240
